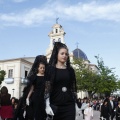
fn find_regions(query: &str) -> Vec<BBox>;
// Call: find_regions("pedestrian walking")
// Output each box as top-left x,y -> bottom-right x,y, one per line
100,99 -> 110,120
116,101 -> 120,120
0,86 -> 13,120
45,42 -> 80,120
84,102 -> 93,120
81,98 -> 88,119
14,55 -> 47,120
108,96 -> 115,120
26,55 -> 47,120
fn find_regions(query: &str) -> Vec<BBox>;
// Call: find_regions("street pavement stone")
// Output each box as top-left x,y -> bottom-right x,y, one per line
76,110 -> 116,120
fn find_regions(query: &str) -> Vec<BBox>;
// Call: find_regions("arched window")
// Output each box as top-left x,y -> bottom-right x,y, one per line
56,29 -> 58,33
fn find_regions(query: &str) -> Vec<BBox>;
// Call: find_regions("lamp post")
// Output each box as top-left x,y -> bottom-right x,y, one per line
12,88 -> 15,97
81,75 -> 84,99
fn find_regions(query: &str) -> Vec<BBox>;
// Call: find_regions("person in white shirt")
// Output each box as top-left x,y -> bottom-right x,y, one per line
81,99 -> 88,119
84,102 -> 93,120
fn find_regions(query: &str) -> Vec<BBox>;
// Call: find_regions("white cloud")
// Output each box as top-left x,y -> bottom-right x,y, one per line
0,1 -> 120,26
0,8 -> 54,26
12,0 -> 27,3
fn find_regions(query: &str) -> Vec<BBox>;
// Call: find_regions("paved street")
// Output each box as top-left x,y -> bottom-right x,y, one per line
76,110 -> 100,120
76,110 -> 116,120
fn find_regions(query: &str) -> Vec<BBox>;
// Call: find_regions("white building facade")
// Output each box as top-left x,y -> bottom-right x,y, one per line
0,58 -> 34,98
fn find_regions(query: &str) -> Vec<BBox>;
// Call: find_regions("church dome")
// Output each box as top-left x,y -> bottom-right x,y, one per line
73,48 -> 88,60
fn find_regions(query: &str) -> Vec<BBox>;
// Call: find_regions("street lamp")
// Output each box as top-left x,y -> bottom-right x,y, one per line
12,88 -> 15,97
80,75 -> 84,99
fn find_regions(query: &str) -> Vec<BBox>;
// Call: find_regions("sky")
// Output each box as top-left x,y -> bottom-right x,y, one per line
0,0 -> 120,77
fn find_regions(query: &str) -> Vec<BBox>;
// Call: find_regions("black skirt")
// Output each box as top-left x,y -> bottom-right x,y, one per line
53,103 -> 75,120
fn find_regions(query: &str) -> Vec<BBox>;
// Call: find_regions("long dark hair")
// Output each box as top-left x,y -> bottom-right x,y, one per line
49,42 -> 71,68
27,55 -> 47,83
1,86 -> 8,95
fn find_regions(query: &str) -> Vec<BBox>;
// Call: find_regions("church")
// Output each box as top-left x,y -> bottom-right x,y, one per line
0,23 -> 98,99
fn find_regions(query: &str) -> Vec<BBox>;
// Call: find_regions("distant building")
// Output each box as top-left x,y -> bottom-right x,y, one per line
0,23 -> 98,99
0,57 -> 34,98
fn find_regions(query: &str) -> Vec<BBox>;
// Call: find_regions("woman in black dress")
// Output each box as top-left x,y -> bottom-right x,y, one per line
26,55 -> 47,120
45,42 -> 79,120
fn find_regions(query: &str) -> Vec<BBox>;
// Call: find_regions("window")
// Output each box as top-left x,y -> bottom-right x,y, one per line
8,69 -> 13,78
25,70 -> 28,78
56,29 -> 58,33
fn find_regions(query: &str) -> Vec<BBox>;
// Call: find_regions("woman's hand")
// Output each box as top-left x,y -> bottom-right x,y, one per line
45,98 -> 54,116
46,105 -> 54,116
26,98 -> 30,106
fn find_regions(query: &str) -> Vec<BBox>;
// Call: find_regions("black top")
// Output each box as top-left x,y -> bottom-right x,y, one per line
50,68 -> 74,106
32,76 -> 45,97
101,104 -> 110,118
0,93 -> 11,106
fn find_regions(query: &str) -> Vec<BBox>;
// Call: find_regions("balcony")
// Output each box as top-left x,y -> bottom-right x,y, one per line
4,78 -> 14,84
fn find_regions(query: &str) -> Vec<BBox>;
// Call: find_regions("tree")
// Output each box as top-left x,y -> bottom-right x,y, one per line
73,58 -> 99,98
0,70 -> 6,85
73,55 -> 118,98
95,55 -> 118,96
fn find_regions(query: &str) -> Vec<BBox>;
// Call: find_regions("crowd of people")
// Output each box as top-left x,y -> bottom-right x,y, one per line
76,96 -> 120,120
0,42 -> 120,120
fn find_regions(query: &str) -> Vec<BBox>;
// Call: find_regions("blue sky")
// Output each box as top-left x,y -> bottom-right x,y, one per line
0,0 -> 120,77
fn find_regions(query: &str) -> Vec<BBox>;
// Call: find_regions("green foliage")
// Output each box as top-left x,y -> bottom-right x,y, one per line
0,70 -> 6,85
95,55 -> 118,95
117,80 -> 120,89
73,58 -> 99,97
73,55 -> 118,98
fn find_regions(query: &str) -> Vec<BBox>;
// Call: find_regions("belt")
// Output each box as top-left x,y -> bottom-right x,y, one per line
62,87 -> 67,92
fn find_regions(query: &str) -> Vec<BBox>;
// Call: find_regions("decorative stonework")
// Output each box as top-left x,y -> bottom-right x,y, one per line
46,23 -> 66,59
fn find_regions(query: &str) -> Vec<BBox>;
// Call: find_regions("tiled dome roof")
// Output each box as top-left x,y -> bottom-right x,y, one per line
73,48 -> 88,60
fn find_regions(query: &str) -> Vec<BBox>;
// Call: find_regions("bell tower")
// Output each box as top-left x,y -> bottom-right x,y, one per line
46,23 -> 66,60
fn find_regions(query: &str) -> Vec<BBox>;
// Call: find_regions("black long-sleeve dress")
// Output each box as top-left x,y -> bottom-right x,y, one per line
45,66 -> 77,120
32,76 -> 46,120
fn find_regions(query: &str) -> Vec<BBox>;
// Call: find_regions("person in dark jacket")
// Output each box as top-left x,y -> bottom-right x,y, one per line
116,101 -> 120,120
100,99 -> 110,120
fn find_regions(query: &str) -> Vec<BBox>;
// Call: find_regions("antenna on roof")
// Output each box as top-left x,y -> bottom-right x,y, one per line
56,17 -> 59,24
76,42 -> 79,49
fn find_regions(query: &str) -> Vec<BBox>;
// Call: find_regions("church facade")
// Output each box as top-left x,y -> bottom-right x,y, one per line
0,23 -> 98,99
